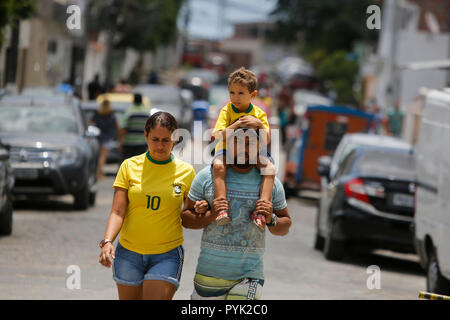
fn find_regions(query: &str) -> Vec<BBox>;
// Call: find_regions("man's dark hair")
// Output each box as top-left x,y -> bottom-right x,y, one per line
133,93 -> 142,105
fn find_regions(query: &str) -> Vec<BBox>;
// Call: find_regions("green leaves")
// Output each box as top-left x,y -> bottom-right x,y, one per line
87,0 -> 184,52
270,0 -> 382,106
0,0 -> 35,46
271,0 -> 380,53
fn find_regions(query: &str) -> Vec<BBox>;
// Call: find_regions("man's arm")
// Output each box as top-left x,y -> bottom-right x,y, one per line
267,207 -> 291,236
181,197 -> 217,229
254,200 -> 291,236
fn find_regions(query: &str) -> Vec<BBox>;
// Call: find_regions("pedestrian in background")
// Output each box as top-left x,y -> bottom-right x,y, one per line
89,99 -> 120,180
119,93 -> 150,161
88,74 -> 103,100
99,112 -> 196,300
278,86 -> 294,145
369,100 -> 385,135
387,101 -> 404,137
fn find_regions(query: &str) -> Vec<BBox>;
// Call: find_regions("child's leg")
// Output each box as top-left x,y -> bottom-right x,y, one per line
257,155 -> 276,201
213,155 -> 227,200
252,156 -> 276,230
259,173 -> 275,202
212,155 -> 231,225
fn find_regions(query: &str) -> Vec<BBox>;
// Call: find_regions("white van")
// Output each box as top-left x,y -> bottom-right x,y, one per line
415,88 -> 450,295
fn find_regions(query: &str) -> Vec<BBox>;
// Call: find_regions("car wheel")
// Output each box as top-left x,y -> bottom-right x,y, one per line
0,194 -> 13,236
314,233 -> 325,251
89,191 -> 97,206
73,184 -> 90,210
314,204 -> 325,250
323,220 -> 345,261
427,251 -> 450,295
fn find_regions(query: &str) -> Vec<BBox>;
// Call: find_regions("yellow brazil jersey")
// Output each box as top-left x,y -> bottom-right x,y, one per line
113,152 -> 195,254
213,102 -> 270,153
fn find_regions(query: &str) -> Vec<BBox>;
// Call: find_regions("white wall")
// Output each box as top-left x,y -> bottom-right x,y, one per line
396,30 -> 450,142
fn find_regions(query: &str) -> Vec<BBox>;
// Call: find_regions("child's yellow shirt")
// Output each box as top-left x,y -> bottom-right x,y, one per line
213,102 -> 270,152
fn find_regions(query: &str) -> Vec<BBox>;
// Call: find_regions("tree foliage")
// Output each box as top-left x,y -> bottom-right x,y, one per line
87,0 -> 184,52
0,0 -> 35,47
315,50 -> 359,104
270,0 -> 381,54
271,0 -> 382,105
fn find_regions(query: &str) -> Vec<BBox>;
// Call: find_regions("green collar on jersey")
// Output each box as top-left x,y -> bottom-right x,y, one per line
146,151 -> 174,165
231,103 -> 253,114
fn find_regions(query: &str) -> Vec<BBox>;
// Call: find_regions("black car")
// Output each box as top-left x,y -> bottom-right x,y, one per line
0,95 -> 99,210
315,142 -> 416,261
0,140 -> 14,235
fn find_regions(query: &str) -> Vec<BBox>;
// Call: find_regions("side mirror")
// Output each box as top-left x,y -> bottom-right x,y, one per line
317,155 -> 332,177
86,125 -> 101,138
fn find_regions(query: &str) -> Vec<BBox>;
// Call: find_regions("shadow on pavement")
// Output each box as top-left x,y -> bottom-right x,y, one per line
13,196 -> 78,212
341,250 -> 425,277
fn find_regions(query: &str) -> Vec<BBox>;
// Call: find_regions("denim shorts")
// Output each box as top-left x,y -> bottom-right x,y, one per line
112,242 -> 184,288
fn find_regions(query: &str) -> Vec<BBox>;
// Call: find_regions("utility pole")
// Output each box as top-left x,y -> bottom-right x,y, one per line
178,0 -> 191,67
104,0 -> 122,90
217,0 -> 227,40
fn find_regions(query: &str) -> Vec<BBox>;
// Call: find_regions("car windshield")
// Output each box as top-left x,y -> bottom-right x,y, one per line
83,108 -> 126,125
134,86 -> 181,106
147,94 -> 179,106
0,105 -> 79,134
356,149 -> 415,180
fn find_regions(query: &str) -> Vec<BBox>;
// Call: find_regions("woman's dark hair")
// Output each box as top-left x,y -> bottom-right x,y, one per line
144,111 -> 178,135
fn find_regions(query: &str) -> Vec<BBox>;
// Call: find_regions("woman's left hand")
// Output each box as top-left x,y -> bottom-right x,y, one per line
99,243 -> 115,268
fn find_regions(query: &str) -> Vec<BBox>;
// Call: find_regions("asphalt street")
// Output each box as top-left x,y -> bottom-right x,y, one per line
0,159 -> 426,300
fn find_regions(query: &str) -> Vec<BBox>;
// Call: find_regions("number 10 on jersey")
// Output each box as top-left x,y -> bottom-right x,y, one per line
146,195 -> 161,210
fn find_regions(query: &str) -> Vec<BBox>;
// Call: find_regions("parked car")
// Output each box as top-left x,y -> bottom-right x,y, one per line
328,133 -> 413,180
178,69 -> 219,101
415,88 -> 450,295
133,84 -> 193,129
315,136 -> 416,261
0,95 -> 99,210
0,140 -> 14,235
96,92 -> 151,109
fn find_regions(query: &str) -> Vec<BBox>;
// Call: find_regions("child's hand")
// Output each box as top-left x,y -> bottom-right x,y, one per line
194,200 -> 209,214
238,116 -> 262,130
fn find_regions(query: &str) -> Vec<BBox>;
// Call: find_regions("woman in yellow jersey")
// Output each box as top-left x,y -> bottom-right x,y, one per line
98,112 -> 196,300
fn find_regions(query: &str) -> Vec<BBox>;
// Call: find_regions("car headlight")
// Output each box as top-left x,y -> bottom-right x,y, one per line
58,147 -> 82,167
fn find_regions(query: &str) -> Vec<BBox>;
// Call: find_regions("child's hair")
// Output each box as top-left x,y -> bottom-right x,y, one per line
228,67 -> 258,93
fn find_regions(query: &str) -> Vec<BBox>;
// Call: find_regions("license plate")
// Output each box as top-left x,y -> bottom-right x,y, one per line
392,193 -> 414,208
14,168 -> 39,180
